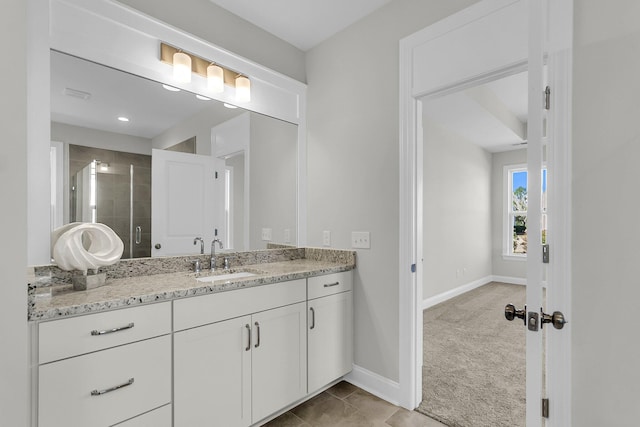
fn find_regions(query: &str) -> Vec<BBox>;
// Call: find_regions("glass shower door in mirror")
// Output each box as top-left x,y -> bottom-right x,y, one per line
68,144 -> 151,258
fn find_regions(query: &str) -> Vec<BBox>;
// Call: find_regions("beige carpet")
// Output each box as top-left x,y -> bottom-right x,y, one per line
416,282 -> 526,427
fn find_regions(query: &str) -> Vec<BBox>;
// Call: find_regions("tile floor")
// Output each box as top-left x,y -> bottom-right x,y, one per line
263,381 -> 447,427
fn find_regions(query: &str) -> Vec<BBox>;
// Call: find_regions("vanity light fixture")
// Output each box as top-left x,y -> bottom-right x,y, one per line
173,51 -> 192,83
160,42 -> 250,101
235,75 -> 251,103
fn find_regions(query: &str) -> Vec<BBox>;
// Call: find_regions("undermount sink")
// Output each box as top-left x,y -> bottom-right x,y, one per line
195,271 -> 258,283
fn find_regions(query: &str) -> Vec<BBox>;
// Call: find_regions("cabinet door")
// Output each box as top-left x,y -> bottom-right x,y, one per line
308,291 -> 353,392
174,315 -> 252,427
251,302 -> 307,423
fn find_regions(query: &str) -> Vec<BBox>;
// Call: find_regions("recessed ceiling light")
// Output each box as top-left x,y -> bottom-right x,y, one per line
162,84 -> 180,92
117,116 -> 130,122
196,94 -> 211,101
223,103 -> 238,109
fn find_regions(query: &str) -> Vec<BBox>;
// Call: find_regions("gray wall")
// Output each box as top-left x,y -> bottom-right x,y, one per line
423,119 -> 492,299
0,0 -> 28,425
306,0 -> 480,382
117,0 -> 306,83
249,114 -> 298,249
491,149 -> 527,279
151,105 -> 242,155
573,0 -> 640,424
52,122 -> 152,155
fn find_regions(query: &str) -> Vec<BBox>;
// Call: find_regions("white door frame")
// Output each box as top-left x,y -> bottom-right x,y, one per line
398,1 -> 573,425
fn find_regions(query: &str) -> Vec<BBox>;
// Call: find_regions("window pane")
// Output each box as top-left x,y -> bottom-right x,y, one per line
512,171 -> 527,212
513,214 -> 527,254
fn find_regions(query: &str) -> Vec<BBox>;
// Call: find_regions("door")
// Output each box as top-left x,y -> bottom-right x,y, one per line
400,0 -> 571,424
151,149 -> 216,256
251,302 -> 307,423
173,315 -> 252,427
307,291 -> 353,393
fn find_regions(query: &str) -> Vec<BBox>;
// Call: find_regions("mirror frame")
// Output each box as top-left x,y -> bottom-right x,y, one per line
28,0 -> 307,264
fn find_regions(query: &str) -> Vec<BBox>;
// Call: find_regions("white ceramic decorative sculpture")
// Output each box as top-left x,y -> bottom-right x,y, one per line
52,223 -> 124,273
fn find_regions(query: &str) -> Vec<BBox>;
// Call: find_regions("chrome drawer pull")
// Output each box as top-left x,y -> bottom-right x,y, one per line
323,282 -> 340,288
91,378 -> 134,396
90,322 -> 135,336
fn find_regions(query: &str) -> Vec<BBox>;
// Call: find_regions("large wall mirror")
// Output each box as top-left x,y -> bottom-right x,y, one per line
50,50 -> 298,259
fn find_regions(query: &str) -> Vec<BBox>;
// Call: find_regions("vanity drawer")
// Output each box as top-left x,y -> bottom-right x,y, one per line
38,335 -> 171,427
113,404 -> 171,427
39,302 -> 171,364
307,271 -> 353,300
174,279 -> 306,331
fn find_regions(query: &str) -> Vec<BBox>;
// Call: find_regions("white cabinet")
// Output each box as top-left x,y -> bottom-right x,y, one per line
36,303 -> 172,427
251,302 -> 307,422
307,271 -> 353,393
174,315 -> 251,427
173,280 -> 307,427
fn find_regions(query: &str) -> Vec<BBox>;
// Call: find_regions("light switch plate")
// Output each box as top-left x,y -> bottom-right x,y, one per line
323,230 -> 331,247
351,231 -> 370,249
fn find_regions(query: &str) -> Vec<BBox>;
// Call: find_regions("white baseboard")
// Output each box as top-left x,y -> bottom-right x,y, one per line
422,275 -> 534,310
491,275 -> 527,286
344,364 -> 400,406
422,275 -> 493,310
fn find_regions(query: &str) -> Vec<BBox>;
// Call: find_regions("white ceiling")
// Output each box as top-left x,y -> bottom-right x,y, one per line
208,0 -> 393,51
51,51 -> 243,139
422,71 -> 529,153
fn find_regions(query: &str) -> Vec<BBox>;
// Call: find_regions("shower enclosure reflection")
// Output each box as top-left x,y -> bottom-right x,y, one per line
68,145 -> 151,259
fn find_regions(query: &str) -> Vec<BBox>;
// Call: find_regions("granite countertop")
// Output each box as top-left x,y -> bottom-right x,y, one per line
29,257 -> 354,322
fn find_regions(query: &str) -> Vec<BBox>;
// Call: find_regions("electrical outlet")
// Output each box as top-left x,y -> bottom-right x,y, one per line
284,229 -> 291,243
323,230 -> 331,247
261,228 -> 272,241
351,231 -> 370,249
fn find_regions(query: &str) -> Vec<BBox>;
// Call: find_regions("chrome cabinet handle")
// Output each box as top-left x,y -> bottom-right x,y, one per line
91,378 -> 134,396
245,324 -> 251,351
323,282 -> 340,288
91,323 -> 134,336
310,307 -> 315,330
254,321 -> 260,348
135,226 -> 142,244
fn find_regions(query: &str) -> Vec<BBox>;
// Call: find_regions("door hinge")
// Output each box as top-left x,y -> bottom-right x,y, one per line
544,86 -> 551,110
215,171 -> 218,179
542,398 -> 549,418
542,244 -> 550,263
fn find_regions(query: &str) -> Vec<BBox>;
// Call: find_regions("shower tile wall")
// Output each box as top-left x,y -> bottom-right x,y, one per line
69,145 -> 151,258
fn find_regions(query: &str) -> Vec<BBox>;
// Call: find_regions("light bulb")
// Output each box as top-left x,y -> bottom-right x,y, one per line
173,51 -> 192,83
207,64 -> 224,93
235,76 -> 251,103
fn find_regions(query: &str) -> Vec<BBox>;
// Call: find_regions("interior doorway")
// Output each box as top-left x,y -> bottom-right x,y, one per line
416,69 -> 531,426
399,1 -> 573,426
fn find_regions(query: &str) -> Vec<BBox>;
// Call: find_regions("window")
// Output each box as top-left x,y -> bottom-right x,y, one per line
504,165 -> 547,257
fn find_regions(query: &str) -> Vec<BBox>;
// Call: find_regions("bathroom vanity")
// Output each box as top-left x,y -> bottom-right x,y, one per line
28,248 -> 355,427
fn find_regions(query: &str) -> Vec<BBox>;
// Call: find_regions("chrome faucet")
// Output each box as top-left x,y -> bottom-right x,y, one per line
211,238 -> 223,272
193,237 -> 204,254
